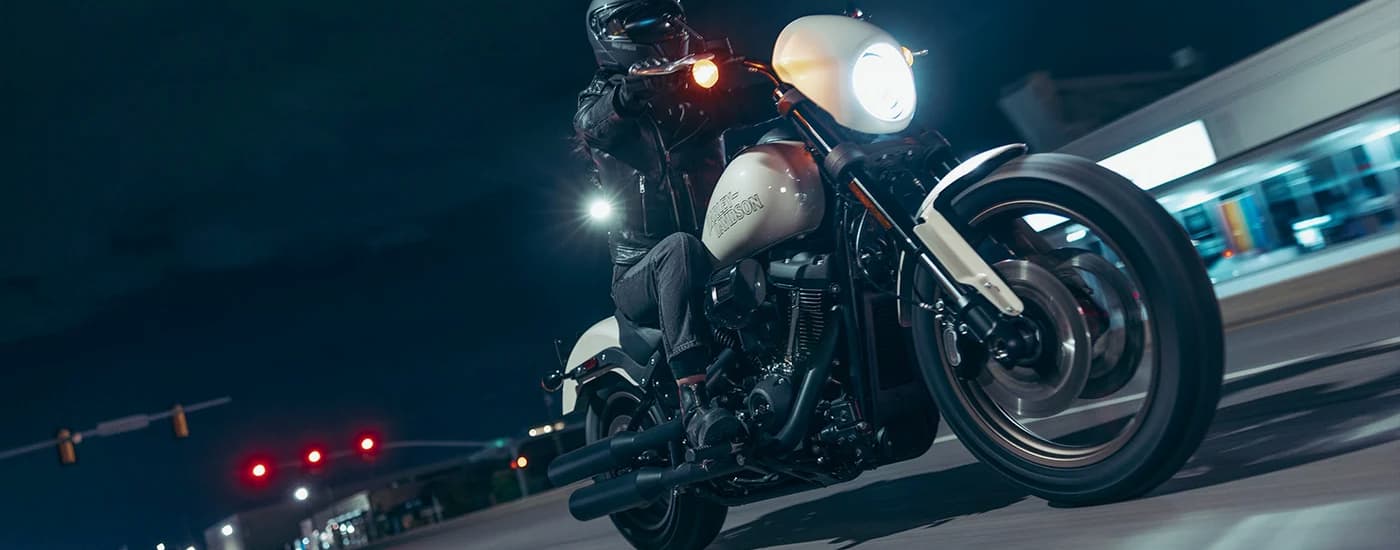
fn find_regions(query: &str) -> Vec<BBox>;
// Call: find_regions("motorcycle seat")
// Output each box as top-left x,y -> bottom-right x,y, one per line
616,311 -> 664,366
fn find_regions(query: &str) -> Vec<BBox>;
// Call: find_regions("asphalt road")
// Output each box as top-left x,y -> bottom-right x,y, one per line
384,286 -> 1400,550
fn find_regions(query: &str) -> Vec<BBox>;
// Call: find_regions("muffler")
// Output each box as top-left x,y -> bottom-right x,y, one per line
548,418 -> 684,486
568,460 -> 745,521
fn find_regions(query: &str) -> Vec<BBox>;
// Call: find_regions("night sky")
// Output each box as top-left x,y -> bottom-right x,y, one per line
0,1 -> 1363,548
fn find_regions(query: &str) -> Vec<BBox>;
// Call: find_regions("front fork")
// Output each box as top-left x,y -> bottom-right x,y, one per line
781,95 -> 1036,364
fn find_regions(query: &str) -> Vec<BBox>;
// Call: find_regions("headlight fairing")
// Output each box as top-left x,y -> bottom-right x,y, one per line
773,15 -> 919,135
852,43 -> 917,123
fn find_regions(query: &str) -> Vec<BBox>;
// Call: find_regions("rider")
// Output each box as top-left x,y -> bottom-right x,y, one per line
576,0 -> 774,449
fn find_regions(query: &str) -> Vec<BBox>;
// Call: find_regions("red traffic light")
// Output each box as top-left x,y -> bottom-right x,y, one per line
251,462 -> 268,478
359,437 -> 375,452
306,449 -> 323,465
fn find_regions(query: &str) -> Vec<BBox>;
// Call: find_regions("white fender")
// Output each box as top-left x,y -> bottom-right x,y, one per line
562,317 -> 643,415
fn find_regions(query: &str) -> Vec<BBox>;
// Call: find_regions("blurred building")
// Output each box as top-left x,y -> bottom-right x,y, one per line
1000,48 -> 1207,152
203,502 -> 304,550
1000,0 -> 1400,296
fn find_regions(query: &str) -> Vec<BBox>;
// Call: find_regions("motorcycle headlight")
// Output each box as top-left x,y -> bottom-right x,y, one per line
851,42 -> 917,123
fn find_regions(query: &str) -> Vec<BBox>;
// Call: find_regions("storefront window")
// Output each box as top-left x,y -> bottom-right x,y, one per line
1144,101 -> 1400,284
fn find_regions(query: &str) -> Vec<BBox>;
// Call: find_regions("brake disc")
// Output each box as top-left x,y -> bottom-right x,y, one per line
1043,249 -> 1147,399
975,259 -> 1094,419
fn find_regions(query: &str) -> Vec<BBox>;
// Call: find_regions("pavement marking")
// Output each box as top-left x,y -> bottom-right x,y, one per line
929,335 -> 1400,445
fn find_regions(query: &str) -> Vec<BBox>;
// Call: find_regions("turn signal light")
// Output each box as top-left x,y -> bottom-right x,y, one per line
692,58 -> 719,89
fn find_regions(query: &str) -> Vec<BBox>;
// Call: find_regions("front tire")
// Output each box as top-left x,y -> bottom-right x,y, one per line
587,389 -> 727,550
913,153 -> 1224,505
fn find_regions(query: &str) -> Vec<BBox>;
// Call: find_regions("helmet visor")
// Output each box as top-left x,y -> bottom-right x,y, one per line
599,4 -> 685,44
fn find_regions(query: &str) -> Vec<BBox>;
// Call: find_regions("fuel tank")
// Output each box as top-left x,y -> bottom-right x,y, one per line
702,141 -> 825,266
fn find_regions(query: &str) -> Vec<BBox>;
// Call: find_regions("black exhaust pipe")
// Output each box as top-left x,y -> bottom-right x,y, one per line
568,460 -> 745,521
548,418 -> 684,486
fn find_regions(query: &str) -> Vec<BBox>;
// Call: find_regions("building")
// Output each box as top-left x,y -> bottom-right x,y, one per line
1002,0 -> 1400,297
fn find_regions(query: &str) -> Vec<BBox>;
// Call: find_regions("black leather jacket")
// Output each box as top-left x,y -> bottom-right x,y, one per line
574,70 -> 775,266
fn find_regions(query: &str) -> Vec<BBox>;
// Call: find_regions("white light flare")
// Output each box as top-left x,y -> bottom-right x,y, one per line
1099,120 -> 1217,190
587,199 -> 614,222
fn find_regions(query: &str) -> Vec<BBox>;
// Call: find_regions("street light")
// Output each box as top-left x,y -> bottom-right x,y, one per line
220,524 -> 233,537
293,486 -> 310,501
587,198 -> 613,222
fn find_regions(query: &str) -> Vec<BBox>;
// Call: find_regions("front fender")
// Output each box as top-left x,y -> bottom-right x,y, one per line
897,144 -> 1028,326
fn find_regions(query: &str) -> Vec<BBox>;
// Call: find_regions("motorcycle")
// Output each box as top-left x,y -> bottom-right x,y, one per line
541,9 -> 1224,550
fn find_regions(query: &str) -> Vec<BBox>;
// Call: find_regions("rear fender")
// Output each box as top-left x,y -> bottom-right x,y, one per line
563,318 -> 653,415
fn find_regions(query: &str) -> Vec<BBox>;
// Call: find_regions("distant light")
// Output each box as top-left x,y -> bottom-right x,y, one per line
541,425 -> 554,434
1024,214 -> 1068,232
1066,229 -> 1088,243
553,421 -> 566,430
156,544 -> 166,550
221,524 -> 234,537
527,428 -> 539,437
186,546 -> 196,550
359,437 -> 376,451
1364,122 -> 1400,143
1100,120 -> 1217,190
1295,227 -> 1324,248
1292,214 -> 1333,231
345,525 -> 355,534
515,456 -> 529,469
294,486 -> 310,501
251,463 -> 268,478
588,199 -> 614,222
306,449 -> 323,464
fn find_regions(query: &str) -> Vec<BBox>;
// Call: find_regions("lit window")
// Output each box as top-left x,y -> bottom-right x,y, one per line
1100,120 -> 1217,190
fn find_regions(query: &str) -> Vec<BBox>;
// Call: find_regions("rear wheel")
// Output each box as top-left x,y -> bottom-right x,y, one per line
913,153 -> 1224,505
587,388 -> 727,550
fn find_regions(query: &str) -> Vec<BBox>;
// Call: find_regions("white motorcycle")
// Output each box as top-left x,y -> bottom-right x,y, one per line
542,10 -> 1223,550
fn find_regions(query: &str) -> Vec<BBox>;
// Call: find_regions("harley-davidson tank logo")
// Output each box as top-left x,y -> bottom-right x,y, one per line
709,191 -> 766,238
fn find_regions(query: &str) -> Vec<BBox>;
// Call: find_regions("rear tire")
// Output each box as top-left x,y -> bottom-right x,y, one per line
587,388 -> 727,550
914,153 -> 1224,505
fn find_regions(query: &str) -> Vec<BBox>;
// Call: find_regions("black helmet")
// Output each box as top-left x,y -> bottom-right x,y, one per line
586,0 -> 691,71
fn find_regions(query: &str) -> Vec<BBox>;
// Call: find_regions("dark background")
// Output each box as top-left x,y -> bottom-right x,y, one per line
0,1 -> 1364,548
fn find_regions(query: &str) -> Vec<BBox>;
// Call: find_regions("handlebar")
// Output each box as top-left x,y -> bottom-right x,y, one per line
628,52 -> 718,77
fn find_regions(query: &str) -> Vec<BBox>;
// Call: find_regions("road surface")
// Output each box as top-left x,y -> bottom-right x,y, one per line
381,286 -> 1400,550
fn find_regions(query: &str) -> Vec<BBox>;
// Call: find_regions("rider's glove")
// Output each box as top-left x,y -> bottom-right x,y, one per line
614,59 -> 683,114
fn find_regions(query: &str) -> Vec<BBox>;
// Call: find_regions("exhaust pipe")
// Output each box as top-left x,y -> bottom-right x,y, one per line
548,419 -> 684,486
568,460 -> 745,521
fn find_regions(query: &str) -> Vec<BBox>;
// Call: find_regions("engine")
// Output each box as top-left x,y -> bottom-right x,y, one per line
705,253 -> 833,436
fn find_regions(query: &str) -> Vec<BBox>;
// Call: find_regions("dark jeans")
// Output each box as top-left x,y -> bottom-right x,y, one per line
611,233 -> 713,377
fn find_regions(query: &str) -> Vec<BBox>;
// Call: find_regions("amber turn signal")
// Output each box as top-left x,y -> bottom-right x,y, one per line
691,58 -> 719,89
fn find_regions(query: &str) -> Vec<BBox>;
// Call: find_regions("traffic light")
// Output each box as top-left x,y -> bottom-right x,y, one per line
56,429 -> 77,465
171,404 -> 189,439
305,448 -> 324,468
356,435 -> 379,461
250,462 -> 269,479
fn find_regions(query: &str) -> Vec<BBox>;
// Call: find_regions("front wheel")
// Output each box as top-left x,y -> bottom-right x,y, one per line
913,153 -> 1224,505
587,388 -> 727,550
